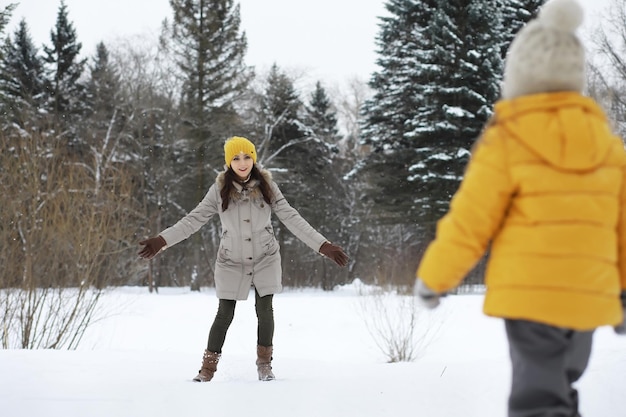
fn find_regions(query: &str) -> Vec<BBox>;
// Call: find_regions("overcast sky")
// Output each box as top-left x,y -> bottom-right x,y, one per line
8,0 -> 386,86
7,0 -> 614,87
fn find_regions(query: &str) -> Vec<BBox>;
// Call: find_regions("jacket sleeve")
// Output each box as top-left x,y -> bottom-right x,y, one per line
159,184 -> 220,248
416,128 -> 515,293
270,182 -> 328,252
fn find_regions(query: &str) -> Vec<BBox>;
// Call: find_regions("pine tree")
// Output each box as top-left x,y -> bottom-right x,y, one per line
166,0 -> 251,123
0,3 -> 17,60
255,63 -> 305,155
247,65 -> 349,289
359,0 -> 438,226
500,0 -> 544,59
406,0 -> 503,232
416,0 -> 502,140
42,0 -> 87,129
0,19 -> 46,128
359,0 -> 504,231
304,81 -> 339,143
164,0 -> 252,186
162,1 -> 254,282
361,0 -> 437,148
160,0 -> 252,289
303,81 -> 350,288
86,42 -> 121,119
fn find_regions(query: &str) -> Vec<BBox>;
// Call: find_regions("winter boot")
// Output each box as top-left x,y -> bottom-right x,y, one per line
256,345 -> 275,381
192,350 -> 220,382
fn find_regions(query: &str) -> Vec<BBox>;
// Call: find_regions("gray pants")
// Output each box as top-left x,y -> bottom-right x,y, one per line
505,319 -> 594,417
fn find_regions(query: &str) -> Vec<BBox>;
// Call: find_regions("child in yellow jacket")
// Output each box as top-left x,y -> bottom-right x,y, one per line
414,0 -> 626,416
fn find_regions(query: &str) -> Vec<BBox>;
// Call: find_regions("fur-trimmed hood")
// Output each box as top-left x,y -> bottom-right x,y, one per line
216,168 -> 273,203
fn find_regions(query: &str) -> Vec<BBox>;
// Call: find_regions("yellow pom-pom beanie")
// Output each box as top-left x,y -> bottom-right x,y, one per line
224,136 -> 257,167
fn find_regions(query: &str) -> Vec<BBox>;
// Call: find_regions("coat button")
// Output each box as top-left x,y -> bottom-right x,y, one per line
243,219 -> 250,223
247,272 -> 253,276
245,238 -> 251,242
247,257 -> 253,260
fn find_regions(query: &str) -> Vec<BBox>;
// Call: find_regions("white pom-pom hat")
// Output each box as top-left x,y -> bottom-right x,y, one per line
501,0 -> 585,99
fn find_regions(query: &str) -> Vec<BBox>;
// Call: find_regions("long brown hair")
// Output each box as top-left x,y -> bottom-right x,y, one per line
220,165 -> 275,211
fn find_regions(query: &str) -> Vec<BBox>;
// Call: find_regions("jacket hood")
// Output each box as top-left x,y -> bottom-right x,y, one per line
216,168 -> 273,202
494,92 -> 616,171
216,167 -> 272,186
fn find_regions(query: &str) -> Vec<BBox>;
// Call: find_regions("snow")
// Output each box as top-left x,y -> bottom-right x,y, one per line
2,284 -> 626,417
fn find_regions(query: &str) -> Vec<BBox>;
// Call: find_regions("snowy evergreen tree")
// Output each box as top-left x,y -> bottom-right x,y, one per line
361,0 -> 437,148
500,0 -> 544,59
245,65 -> 349,289
360,0 -> 504,233
0,3 -> 17,59
303,81 -> 351,288
0,19 -> 46,129
163,0 -> 253,195
158,0 -> 253,289
86,42 -> 121,120
304,81 -> 339,143
42,0 -> 87,130
359,0 -> 437,225
254,63 -> 305,155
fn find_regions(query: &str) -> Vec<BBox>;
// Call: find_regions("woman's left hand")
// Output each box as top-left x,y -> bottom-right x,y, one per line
319,242 -> 349,267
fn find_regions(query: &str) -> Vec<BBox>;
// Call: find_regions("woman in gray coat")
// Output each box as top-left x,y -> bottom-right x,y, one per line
138,136 -> 349,382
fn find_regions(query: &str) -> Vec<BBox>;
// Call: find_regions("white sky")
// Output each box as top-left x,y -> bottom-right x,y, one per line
8,0 -> 387,86
6,0 -> 615,87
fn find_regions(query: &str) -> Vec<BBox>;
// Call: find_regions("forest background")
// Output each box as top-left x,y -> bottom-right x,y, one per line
0,0 -> 624,300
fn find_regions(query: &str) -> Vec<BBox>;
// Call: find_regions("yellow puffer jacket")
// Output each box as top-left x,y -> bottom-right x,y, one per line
417,92 -> 626,330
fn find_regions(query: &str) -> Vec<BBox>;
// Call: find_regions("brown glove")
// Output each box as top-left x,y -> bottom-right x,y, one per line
138,235 -> 167,260
319,242 -> 349,267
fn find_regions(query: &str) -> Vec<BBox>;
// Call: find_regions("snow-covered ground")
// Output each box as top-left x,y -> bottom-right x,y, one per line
1,284 -> 625,417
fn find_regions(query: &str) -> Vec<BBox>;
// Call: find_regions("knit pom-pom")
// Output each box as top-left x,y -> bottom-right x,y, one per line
539,0 -> 584,33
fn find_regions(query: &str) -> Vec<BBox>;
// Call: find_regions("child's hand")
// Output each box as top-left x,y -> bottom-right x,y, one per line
414,279 -> 442,309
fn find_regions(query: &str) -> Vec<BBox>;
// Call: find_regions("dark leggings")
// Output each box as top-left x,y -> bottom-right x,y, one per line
207,290 -> 274,353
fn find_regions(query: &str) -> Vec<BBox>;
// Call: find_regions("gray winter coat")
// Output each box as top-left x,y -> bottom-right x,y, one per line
159,169 -> 327,300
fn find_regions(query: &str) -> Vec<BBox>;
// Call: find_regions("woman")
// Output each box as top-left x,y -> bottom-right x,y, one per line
138,136 -> 349,382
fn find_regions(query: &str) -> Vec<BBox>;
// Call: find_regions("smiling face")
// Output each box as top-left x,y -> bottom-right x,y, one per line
230,152 -> 254,179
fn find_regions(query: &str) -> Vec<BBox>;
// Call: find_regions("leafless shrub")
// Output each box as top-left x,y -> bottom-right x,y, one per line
357,281 -> 442,363
0,128 -> 138,349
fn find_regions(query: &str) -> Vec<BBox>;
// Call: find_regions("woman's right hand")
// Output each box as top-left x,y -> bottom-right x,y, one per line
138,236 -> 167,260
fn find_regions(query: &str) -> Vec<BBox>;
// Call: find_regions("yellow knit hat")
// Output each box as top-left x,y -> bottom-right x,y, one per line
224,136 -> 257,167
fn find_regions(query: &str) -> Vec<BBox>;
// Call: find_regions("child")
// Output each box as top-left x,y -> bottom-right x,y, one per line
139,136 -> 348,382
414,0 -> 626,415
